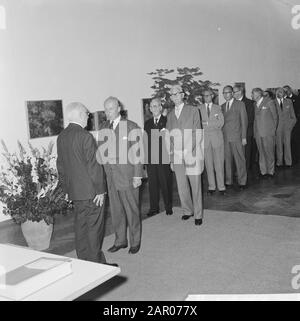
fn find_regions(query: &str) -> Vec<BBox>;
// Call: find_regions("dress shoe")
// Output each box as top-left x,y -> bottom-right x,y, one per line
238,185 -> 246,190
207,190 -> 216,196
128,245 -> 140,254
181,214 -> 194,220
195,219 -> 203,226
219,190 -> 226,196
104,262 -> 119,267
147,209 -> 159,217
166,209 -> 173,215
267,174 -> 274,179
225,184 -> 233,189
107,244 -> 128,253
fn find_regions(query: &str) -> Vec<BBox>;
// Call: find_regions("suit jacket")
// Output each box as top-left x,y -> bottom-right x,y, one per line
98,119 -> 144,191
274,98 -> 296,132
221,99 -> 248,142
56,123 -> 106,201
287,94 -> 300,120
144,115 -> 169,164
166,104 -> 204,174
254,97 -> 278,138
198,103 -> 224,148
241,96 -> 255,138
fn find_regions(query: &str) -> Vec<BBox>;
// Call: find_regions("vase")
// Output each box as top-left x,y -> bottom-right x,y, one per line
21,220 -> 53,251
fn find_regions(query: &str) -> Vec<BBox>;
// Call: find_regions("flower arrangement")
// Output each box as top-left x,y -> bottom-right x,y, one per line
0,140 -> 72,225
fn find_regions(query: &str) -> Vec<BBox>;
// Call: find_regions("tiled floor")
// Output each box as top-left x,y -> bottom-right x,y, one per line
45,162 -> 300,256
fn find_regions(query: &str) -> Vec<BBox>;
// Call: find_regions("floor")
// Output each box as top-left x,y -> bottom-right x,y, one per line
44,162 -> 300,256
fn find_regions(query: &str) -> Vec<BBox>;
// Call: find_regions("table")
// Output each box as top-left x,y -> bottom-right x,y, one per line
0,243 -> 120,301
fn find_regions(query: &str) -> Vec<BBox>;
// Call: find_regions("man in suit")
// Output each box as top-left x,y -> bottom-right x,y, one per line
274,87 -> 296,167
56,102 -> 109,264
165,84 -> 204,226
283,85 -> 300,165
233,85 -> 256,171
252,88 -> 278,178
144,97 -> 173,217
199,89 -> 225,195
221,85 -> 248,189
98,96 -> 143,254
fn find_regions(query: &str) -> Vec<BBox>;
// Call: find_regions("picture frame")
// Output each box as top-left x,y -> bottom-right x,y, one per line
26,100 -> 64,139
142,98 -> 153,123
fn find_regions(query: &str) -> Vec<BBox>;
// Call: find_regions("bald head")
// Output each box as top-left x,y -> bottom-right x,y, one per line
170,84 -> 184,106
104,96 -> 121,121
66,102 -> 89,127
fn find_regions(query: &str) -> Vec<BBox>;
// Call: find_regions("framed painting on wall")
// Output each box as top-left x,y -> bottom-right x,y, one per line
26,100 -> 64,139
142,98 -> 153,123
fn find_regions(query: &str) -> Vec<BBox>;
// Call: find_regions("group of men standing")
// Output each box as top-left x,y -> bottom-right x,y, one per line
56,83 -> 299,265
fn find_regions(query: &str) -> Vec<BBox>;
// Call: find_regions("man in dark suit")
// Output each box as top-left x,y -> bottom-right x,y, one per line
144,98 -> 173,217
56,102 -> 108,264
233,85 -> 256,171
283,85 -> 300,165
98,97 -> 143,254
221,86 -> 248,189
165,84 -> 204,226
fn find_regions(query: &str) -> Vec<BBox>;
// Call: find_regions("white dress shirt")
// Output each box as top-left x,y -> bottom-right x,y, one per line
257,97 -> 263,108
175,103 -> 184,119
153,114 -> 161,125
110,115 -> 122,130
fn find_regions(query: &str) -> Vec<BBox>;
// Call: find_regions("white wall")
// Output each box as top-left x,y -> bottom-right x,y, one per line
0,0 -> 300,221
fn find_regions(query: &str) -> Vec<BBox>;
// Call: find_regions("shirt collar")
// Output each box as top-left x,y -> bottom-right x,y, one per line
153,114 -> 161,123
70,121 -> 84,128
238,96 -> 244,101
257,97 -> 263,106
110,114 -> 122,129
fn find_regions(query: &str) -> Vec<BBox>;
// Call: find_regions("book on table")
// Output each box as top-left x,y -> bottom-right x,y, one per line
0,256 -> 73,300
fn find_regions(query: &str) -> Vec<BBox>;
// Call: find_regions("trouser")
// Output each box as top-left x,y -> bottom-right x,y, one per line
276,127 -> 293,166
204,143 -> 225,191
255,135 -> 275,175
147,164 -> 173,212
173,163 -> 203,219
73,198 -> 107,263
108,182 -> 141,248
224,140 -> 247,185
291,121 -> 300,164
244,135 -> 257,170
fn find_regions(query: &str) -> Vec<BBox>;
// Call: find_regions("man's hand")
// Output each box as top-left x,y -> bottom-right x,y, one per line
242,138 -> 247,146
133,177 -> 142,189
65,194 -> 69,201
93,193 -> 105,207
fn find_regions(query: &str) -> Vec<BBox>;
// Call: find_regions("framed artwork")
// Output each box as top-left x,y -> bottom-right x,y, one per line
26,100 -> 64,139
142,98 -> 153,123
212,88 -> 219,105
120,109 -> 128,120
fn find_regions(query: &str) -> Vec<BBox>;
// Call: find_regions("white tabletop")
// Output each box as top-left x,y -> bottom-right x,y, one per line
0,243 -> 120,301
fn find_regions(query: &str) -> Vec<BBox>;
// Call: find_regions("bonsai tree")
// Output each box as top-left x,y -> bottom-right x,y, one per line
147,67 -> 220,110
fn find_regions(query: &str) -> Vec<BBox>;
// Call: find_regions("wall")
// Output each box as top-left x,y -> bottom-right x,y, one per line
0,0 -> 300,221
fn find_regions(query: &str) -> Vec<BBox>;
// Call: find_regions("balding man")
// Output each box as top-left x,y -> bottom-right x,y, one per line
221,85 -> 248,189
274,88 -> 296,167
56,102 -> 110,265
165,84 -> 204,226
252,88 -> 278,177
144,98 -> 173,217
98,97 -> 143,254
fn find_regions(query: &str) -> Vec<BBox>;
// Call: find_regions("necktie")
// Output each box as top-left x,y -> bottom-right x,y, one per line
155,118 -> 158,126
109,120 -> 114,129
226,102 -> 230,112
175,108 -> 179,119
280,99 -> 283,111
206,104 -> 210,118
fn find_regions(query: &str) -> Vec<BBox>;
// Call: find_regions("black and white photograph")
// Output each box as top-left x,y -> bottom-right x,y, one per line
0,0 -> 300,306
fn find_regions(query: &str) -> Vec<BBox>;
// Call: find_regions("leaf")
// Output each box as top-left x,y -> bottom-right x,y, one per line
1,140 -> 9,153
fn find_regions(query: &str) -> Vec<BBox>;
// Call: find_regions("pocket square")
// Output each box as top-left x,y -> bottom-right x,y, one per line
122,136 -> 128,140
262,106 -> 268,110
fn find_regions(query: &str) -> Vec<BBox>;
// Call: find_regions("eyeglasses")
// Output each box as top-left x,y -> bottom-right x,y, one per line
170,92 -> 183,96
223,91 -> 232,94
233,90 -> 240,94
203,94 -> 213,97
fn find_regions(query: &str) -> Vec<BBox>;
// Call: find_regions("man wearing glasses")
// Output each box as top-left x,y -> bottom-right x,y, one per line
233,85 -> 256,171
199,89 -> 225,196
221,85 -> 248,190
165,84 -> 204,226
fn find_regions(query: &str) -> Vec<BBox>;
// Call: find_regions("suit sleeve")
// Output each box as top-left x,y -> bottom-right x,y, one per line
165,114 -> 173,163
240,101 -> 248,140
269,100 -> 278,130
288,99 -> 297,129
83,133 -> 106,195
56,136 -> 67,194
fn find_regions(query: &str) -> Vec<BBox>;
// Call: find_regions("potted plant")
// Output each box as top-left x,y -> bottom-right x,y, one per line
0,140 -> 72,251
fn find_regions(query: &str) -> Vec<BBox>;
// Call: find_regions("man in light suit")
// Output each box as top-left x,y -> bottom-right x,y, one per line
233,85 -> 256,171
221,86 -> 248,189
98,97 -> 143,254
165,84 -> 204,226
144,98 -> 173,217
252,88 -> 278,178
199,89 -> 225,195
274,87 -> 296,167
56,102 -> 110,264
